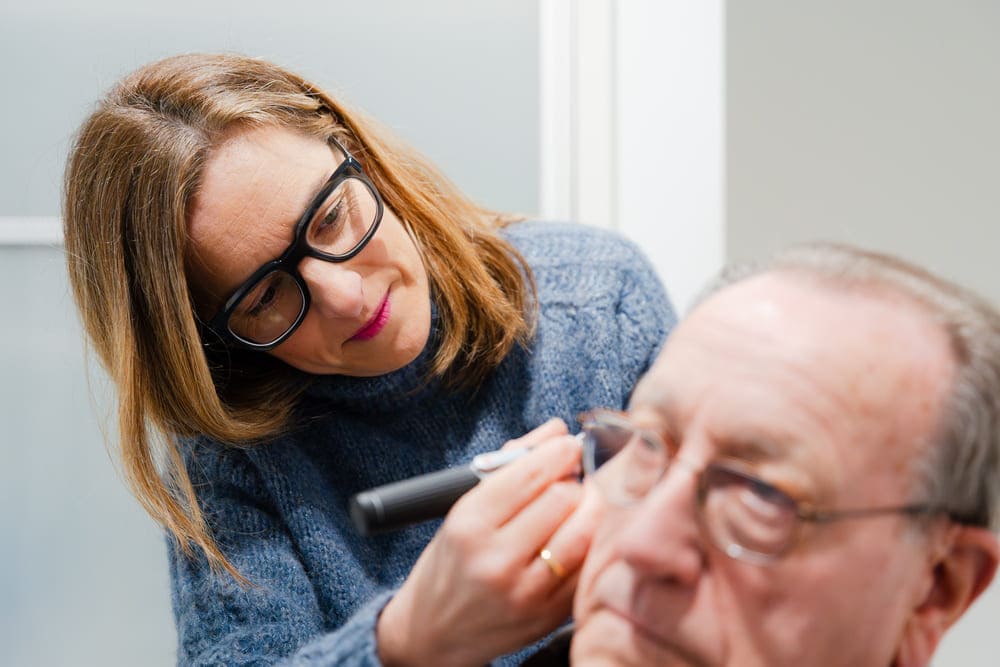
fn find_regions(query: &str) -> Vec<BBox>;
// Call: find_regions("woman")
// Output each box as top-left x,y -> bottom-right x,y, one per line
63,53 -> 673,665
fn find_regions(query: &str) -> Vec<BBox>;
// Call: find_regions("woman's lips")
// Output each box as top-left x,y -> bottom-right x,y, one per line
349,292 -> 391,341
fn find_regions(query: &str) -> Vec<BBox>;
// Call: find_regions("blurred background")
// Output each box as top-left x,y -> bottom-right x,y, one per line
1,1 -> 996,665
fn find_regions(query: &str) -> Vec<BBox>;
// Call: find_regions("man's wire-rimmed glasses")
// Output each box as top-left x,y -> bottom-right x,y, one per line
578,409 -> 952,564
205,138 -> 384,350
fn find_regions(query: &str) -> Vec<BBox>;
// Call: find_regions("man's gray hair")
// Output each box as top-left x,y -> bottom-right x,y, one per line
697,242 -> 1000,531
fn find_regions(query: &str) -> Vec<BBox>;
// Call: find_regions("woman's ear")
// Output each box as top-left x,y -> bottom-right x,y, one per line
894,525 -> 998,667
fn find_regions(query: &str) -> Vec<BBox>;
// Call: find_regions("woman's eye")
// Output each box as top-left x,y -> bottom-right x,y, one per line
316,199 -> 343,232
247,284 -> 278,318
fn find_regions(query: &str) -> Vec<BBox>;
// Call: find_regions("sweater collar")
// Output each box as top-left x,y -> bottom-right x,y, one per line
302,298 -> 443,413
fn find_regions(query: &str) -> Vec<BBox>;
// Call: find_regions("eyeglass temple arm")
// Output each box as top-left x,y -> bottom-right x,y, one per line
799,503 -> 941,524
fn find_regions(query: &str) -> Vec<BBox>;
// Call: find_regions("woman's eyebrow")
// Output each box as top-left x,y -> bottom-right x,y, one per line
297,170 -> 334,220
297,147 -> 346,221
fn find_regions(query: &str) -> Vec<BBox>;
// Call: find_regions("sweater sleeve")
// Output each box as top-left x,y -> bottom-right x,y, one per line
614,240 -> 676,396
169,442 -> 391,666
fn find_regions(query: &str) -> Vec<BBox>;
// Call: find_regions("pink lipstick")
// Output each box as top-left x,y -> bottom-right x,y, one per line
350,292 -> 391,341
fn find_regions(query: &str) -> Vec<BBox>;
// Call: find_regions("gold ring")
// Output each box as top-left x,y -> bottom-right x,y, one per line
539,547 -> 567,578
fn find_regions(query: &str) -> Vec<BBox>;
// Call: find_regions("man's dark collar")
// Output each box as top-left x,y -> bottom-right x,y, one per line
520,624 -> 573,666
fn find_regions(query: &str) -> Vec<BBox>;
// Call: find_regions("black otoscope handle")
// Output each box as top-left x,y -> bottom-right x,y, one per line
349,464 -> 481,535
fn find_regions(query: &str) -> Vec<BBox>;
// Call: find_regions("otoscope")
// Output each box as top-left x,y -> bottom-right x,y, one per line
349,435 -> 584,535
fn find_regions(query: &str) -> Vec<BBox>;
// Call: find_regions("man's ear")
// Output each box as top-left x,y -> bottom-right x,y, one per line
894,525 -> 999,667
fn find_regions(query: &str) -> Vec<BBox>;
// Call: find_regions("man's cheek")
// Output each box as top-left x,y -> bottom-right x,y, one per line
573,523 -> 623,619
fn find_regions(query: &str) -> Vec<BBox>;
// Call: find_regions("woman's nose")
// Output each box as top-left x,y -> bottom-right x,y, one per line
614,458 -> 707,587
298,257 -> 365,320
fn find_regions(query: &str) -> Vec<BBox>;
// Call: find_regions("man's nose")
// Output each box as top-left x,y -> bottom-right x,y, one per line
614,458 -> 706,586
298,257 -> 365,319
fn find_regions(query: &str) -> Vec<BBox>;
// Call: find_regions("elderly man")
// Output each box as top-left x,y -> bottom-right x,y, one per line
556,243 -> 999,666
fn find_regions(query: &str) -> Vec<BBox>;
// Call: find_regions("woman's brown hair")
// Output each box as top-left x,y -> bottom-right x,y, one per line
63,53 -> 535,580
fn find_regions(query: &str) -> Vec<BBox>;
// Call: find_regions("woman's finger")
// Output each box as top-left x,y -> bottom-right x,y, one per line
497,478 -> 582,556
499,417 -> 568,451
523,478 -> 604,590
463,433 -> 582,526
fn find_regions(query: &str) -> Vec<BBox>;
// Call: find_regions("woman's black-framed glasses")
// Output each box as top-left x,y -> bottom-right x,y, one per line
578,409 -> 951,564
205,139 -> 384,350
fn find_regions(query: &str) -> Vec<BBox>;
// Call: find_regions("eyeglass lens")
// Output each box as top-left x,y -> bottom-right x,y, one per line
582,412 -> 801,561
305,176 -> 380,255
227,176 -> 379,345
699,466 -> 799,559
583,416 -> 668,504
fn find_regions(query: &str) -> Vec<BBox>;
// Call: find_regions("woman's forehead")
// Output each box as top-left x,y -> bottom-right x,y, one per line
185,126 -> 334,297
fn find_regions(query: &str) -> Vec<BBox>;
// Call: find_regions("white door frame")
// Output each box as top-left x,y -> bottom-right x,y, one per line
540,0 -> 725,314
0,217 -> 63,245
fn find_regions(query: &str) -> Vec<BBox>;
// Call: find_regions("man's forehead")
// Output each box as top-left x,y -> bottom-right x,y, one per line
632,272 -> 955,486
649,271 -> 953,387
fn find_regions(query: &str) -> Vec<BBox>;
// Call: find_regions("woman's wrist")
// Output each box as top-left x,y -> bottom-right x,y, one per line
376,592 -> 480,667
375,595 -> 412,667
376,593 -> 438,667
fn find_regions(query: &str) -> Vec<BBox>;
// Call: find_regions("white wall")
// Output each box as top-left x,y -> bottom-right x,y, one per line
539,0 -> 725,315
616,0 -> 724,315
0,247 -> 176,667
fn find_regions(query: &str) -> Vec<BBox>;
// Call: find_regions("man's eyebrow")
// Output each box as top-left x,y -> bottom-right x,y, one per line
629,389 -> 679,418
627,395 -> 683,446
632,390 -> 809,465
715,434 -> 788,462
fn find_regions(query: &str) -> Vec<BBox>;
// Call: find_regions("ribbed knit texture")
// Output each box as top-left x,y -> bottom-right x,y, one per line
168,221 -> 675,665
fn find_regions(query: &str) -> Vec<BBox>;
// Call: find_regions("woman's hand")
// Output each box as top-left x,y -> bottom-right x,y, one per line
376,419 -> 602,666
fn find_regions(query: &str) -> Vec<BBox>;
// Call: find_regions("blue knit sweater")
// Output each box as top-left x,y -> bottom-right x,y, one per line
169,221 -> 675,665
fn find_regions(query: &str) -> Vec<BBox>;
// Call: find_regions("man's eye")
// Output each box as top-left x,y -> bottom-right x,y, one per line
737,478 -> 796,518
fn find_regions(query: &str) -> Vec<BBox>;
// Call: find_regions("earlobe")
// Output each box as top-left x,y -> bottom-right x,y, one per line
895,525 -> 999,667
